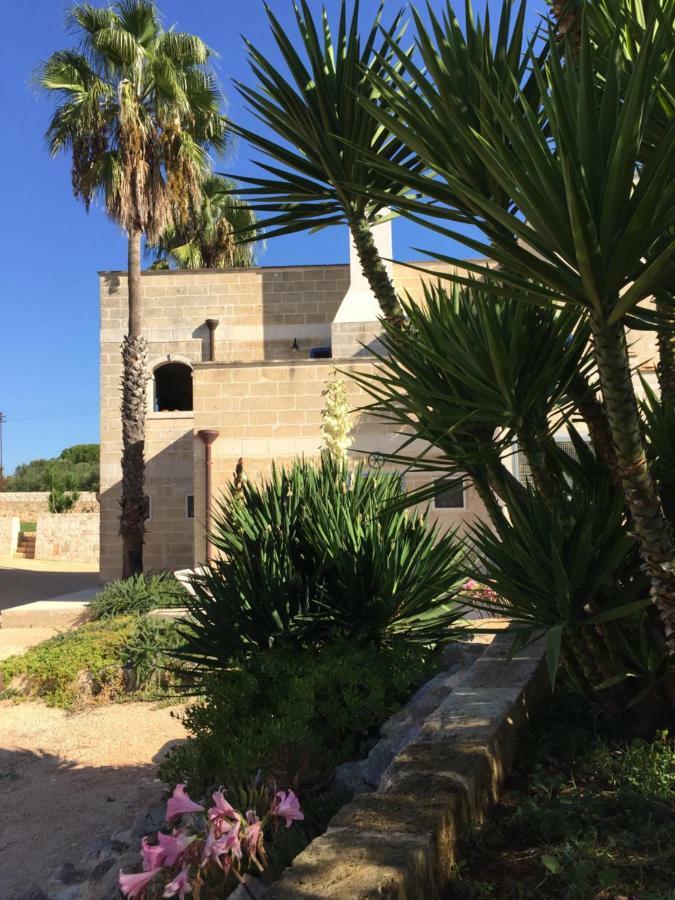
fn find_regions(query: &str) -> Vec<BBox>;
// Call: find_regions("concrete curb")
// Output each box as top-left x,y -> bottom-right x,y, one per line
270,631 -> 548,899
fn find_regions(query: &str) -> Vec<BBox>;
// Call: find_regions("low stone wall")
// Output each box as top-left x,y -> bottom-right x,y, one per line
0,516 -> 19,556
0,491 -> 99,519
35,513 -> 100,564
270,632 -> 548,899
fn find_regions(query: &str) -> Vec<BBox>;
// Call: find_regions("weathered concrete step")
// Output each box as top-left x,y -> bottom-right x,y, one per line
0,586 -> 100,629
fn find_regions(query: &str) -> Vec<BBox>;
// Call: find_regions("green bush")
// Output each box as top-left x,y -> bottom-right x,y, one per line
0,617 -> 137,707
160,639 -> 440,795
89,572 -> 189,620
176,455 -> 465,673
0,615 -> 185,708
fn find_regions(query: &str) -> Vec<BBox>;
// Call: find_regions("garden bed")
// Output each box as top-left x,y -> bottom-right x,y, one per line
444,693 -> 675,900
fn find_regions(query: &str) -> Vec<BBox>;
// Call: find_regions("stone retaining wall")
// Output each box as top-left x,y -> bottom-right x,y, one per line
0,516 -> 19,556
35,513 -> 100,563
270,632 -> 548,899
0,492 -> 99,519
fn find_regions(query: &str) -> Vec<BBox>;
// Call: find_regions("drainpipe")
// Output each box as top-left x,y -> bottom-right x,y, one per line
205,319 -> 219,362
197,429 -> 219,563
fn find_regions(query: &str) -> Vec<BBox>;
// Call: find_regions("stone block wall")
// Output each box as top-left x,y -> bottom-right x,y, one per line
0,492 -> 99,519
0,517 -> 19,556
191,357 -> 487,565
35,514 -> 100,563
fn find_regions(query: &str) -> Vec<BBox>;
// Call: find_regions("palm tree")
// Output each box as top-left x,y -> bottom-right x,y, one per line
364,3 -> 675,650
39,0 -> 227,576
230,0 -> 420,321
148,175 -> 258,270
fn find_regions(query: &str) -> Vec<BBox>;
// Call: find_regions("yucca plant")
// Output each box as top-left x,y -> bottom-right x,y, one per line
352,283 -> 594,525
229,0 -> 423,320
147,175 -> 259,270
39,1 -> 227,575
359,2 -> 675,654
175,456 -> 465,674
463,482 -> 672,715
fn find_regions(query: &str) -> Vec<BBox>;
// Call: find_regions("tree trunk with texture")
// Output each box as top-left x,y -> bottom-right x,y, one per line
567,372 -> 619,478
349,216 -> 403,322
591,315 -> 675,656
120,229 -> 148,577
656,291 -> 675,406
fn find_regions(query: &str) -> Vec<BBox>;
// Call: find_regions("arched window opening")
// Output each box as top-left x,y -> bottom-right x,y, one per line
154,362 -> 193,412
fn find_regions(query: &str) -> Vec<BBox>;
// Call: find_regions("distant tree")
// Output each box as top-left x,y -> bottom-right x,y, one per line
148,175 -> 259,270
59,443 -> 99,465
1,444 -> 100,493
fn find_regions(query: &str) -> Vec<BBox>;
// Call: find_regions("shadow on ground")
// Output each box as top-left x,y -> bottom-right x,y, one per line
0,563 -> 100,611
0,742 -> 177,899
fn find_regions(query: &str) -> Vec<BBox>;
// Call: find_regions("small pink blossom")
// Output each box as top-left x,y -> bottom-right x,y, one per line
208,791 -> 239,836
119,867 -> 162,898
201,820 -> 241,868
271,790 -> 304,828
166,784 -> 204,822
244,810 -> 262,855
464,578 -> 479,590
157,830 -> 192,867
140,836 -> 165,872
163,866 -> 193,898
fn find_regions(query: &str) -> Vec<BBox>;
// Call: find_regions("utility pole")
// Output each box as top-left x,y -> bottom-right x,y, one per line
0,411 -> 5,486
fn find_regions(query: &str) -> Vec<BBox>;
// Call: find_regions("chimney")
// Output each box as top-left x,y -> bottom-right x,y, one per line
331,214 -> 393,359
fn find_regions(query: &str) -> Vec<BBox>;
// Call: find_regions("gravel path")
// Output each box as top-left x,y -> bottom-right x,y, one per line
0,700 -> 187,899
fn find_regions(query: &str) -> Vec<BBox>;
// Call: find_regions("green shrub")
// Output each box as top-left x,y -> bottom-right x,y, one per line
176,455 -> 465,673
0,615 -> 185,707
0,617 -> 137,707
89,572 -> 189,620
160,639 -> 440,795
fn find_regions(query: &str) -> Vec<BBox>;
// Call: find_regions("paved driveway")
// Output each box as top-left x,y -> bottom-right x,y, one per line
0,557 -> 100,611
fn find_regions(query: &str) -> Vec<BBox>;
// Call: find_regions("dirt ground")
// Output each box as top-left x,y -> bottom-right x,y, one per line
0,700 -> 187,899
0,556 -> 100,611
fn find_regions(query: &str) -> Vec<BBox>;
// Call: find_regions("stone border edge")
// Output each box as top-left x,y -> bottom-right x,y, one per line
269,631 -> 548,899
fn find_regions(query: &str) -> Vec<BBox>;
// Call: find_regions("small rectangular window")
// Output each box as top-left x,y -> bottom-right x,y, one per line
186,495 -> 195,519
146,496 -> 152,521
433,478 -> 465,509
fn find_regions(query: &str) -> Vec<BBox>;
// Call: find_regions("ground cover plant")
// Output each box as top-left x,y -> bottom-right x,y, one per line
0,575 -> 188,707
445,693 -> 675,900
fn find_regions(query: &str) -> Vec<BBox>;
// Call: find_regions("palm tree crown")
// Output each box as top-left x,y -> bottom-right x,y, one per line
39,0 -> 228,243
148,175 -> 259,269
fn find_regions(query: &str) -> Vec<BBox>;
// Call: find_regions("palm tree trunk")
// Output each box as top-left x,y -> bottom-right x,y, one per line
349,215 -> 403,322
656,291 -> 675,405
567,372 -> 619,476
120,228 -> 148,577
590,315 -> 675,655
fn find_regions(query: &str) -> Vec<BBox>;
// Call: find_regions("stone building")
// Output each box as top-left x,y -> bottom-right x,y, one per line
99,222 -> 658,581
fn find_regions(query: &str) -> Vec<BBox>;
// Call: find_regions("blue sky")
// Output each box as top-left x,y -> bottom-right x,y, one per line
0,0 -> 544,475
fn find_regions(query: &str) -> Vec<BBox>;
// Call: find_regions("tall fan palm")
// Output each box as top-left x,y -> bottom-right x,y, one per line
39,1 -> 227,576
230,0 -> 421,321
148,175 -> 258,269
362,4 -> 675,649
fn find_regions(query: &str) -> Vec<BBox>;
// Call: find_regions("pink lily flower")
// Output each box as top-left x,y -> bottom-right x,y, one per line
201,820 -> 241,868
163,866 -> 193,899
166,784 -> 204,822
140,836 -> 165,872
157,830 -> 192,867
119,867 -> 162,898
271,790 -> 304,828
208,791 -> 239,836
244,810 -> 262,855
